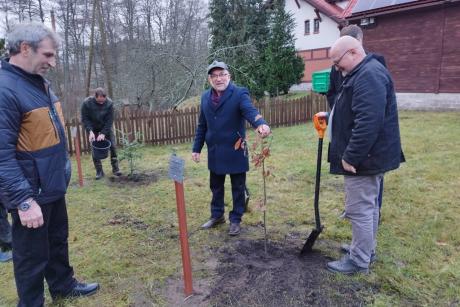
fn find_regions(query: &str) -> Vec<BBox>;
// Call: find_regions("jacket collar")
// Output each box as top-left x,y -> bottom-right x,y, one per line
1,58 -> 50,91
207,82 -> 234,111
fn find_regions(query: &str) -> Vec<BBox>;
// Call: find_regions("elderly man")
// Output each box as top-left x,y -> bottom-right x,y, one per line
81,87 -> 121,179
0,23 -> 99,306
326,36 -> 404,274
192,61 -> 270,236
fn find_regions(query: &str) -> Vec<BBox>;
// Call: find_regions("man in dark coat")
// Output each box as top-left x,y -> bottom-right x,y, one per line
0,22 -> 99,306
325,36 -> 404,275
81,88 -> 122,179
192,61 -> 271,236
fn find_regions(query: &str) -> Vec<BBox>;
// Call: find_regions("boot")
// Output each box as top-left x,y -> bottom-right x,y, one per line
111,158 -> 122,176
94,159 -> 104,180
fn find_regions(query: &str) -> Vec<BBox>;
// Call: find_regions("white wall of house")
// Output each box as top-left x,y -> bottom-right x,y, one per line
286,0 -> 341,51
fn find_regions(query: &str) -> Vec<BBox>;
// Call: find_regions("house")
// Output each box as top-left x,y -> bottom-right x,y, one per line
347,0 -> 460,109
286,0 -> 357,88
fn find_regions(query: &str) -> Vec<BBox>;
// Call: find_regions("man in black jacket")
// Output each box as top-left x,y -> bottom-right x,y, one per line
81,88 -> 122,179
0,22 -> 99,306
325,36 -> 404,275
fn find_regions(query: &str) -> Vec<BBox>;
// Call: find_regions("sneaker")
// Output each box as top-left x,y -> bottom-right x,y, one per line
340,243 -> 377,263
327,255 -> 369,275
228,223 -> 241,236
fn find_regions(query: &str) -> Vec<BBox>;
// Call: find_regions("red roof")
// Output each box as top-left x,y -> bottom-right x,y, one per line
302,0 -> 357,24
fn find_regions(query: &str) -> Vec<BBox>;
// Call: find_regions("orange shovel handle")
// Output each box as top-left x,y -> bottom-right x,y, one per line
313,112 -> 328,139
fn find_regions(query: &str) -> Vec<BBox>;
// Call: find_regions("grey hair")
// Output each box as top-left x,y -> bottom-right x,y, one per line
7,22 -> 60,56
340,24 -> 363,41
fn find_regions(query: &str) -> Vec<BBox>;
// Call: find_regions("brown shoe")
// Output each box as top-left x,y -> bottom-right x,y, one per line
201,216 -> 225,229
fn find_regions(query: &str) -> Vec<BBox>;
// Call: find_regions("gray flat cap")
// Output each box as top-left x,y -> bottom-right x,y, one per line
207,60 -> 228,74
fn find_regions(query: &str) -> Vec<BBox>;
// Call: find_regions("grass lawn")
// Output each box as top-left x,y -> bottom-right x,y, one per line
0,111 -> 459,306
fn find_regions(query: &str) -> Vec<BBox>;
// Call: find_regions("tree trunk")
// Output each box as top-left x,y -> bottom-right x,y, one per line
96,0 -> 113,98
85,0 -> 97,97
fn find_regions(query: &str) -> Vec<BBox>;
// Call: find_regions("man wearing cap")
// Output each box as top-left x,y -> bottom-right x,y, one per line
81,87 -> 122,180
192,61 -> 271,236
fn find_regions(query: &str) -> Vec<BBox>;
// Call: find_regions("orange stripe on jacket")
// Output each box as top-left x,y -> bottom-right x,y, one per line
17,107 -> 60,152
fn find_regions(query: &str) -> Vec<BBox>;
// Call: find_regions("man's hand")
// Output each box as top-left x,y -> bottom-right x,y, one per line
342,159 -> 356,174
18,200 -> 44,229
89,131 -> 95,142
192,152 -> 200,163
96,133 -> 106,141
256,124 -> 271,138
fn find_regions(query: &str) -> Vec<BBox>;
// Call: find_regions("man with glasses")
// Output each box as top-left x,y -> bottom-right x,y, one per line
81,87 -> 122,179
325,36 -> 404,275
192,60 -> 271,236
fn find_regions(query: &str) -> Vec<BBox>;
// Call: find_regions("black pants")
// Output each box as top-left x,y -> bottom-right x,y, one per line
0,203 -> 12,250
210,172 -> 246,224
92,132 -> 118,169
11,197 -> 76,307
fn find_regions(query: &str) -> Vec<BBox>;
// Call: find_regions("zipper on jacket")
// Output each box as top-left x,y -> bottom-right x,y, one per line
48,109 -> 58,139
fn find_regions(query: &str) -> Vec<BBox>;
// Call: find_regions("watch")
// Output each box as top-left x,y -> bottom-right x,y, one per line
18,200 -> 32,212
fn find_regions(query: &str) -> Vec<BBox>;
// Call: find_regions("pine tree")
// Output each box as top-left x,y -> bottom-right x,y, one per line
208,0 -> 269,98
263,0 -> 304,96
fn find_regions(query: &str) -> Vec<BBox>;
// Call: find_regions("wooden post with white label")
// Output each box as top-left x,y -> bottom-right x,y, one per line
168,154 -> 193,297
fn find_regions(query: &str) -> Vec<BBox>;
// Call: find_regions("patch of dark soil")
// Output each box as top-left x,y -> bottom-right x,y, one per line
107,213 -> 149,230
107,170 -> 161,186
165,238 -> 377,306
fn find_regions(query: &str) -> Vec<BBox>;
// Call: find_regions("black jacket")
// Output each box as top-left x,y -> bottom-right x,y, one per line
328,54 -> 404,176
327,52 -> 386,109
0,59 -> 71,209
81,96 -> 115,136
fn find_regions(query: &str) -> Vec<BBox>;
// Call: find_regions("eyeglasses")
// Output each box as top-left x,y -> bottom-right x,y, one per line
333,49 -> 352,67
209,72 -> 229,80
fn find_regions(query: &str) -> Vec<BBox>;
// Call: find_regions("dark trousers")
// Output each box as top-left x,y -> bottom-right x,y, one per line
92,132 -> 118,170
11,197 -> 76,307
0,204 -> 12,250
210,172 -> 246,224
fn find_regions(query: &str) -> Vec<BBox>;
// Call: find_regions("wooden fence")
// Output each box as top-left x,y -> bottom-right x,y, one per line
65,93 -> 328,155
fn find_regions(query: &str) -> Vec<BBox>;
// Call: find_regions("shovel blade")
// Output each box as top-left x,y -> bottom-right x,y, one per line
300,227 -> 323,255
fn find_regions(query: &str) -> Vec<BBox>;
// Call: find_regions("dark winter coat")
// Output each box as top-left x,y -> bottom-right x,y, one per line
81,96 -> 115,136
327,52 -> 386,109
193,82 -> 267,174
0,59 -> 71,210
328,54 -> 405,176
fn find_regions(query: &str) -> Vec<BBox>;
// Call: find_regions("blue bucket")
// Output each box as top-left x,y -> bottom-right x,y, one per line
91,140 -> 111,160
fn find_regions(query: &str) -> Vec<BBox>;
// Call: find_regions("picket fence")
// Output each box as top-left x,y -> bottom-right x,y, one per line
65,93 -> 328,155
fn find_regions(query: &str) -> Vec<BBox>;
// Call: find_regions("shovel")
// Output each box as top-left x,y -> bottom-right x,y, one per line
300,112 -> 328,255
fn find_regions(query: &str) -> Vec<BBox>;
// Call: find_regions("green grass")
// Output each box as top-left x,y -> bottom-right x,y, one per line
1,111 -> 459,306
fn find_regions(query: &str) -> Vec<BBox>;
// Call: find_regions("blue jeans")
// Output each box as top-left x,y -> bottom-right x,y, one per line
210,172 -> 246,224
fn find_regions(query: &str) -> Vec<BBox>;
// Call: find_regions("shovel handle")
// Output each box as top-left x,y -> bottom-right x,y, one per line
313,112 -> 328,139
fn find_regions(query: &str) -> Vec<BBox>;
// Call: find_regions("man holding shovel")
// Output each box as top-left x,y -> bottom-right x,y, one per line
326,36 -> 404,274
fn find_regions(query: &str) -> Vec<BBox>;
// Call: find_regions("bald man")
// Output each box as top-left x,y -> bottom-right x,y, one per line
326,36 -> 404,275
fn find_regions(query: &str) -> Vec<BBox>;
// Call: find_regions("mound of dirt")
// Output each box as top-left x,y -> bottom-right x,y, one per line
165,238 -> 377,306
107,171 -> 160,186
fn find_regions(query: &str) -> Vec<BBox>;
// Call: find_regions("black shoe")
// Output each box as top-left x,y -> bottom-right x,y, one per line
95,170 -> 105,180
66,282 -> 100,298
201,216 -> 225,229
340,243 -> 377,263
327,255 -> 369,275
228,223 -> 241,236
113,170 -> 122,176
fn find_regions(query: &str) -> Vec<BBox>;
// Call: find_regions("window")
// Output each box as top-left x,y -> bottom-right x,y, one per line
314,18 -> 320,33
304,20 -> 310,35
